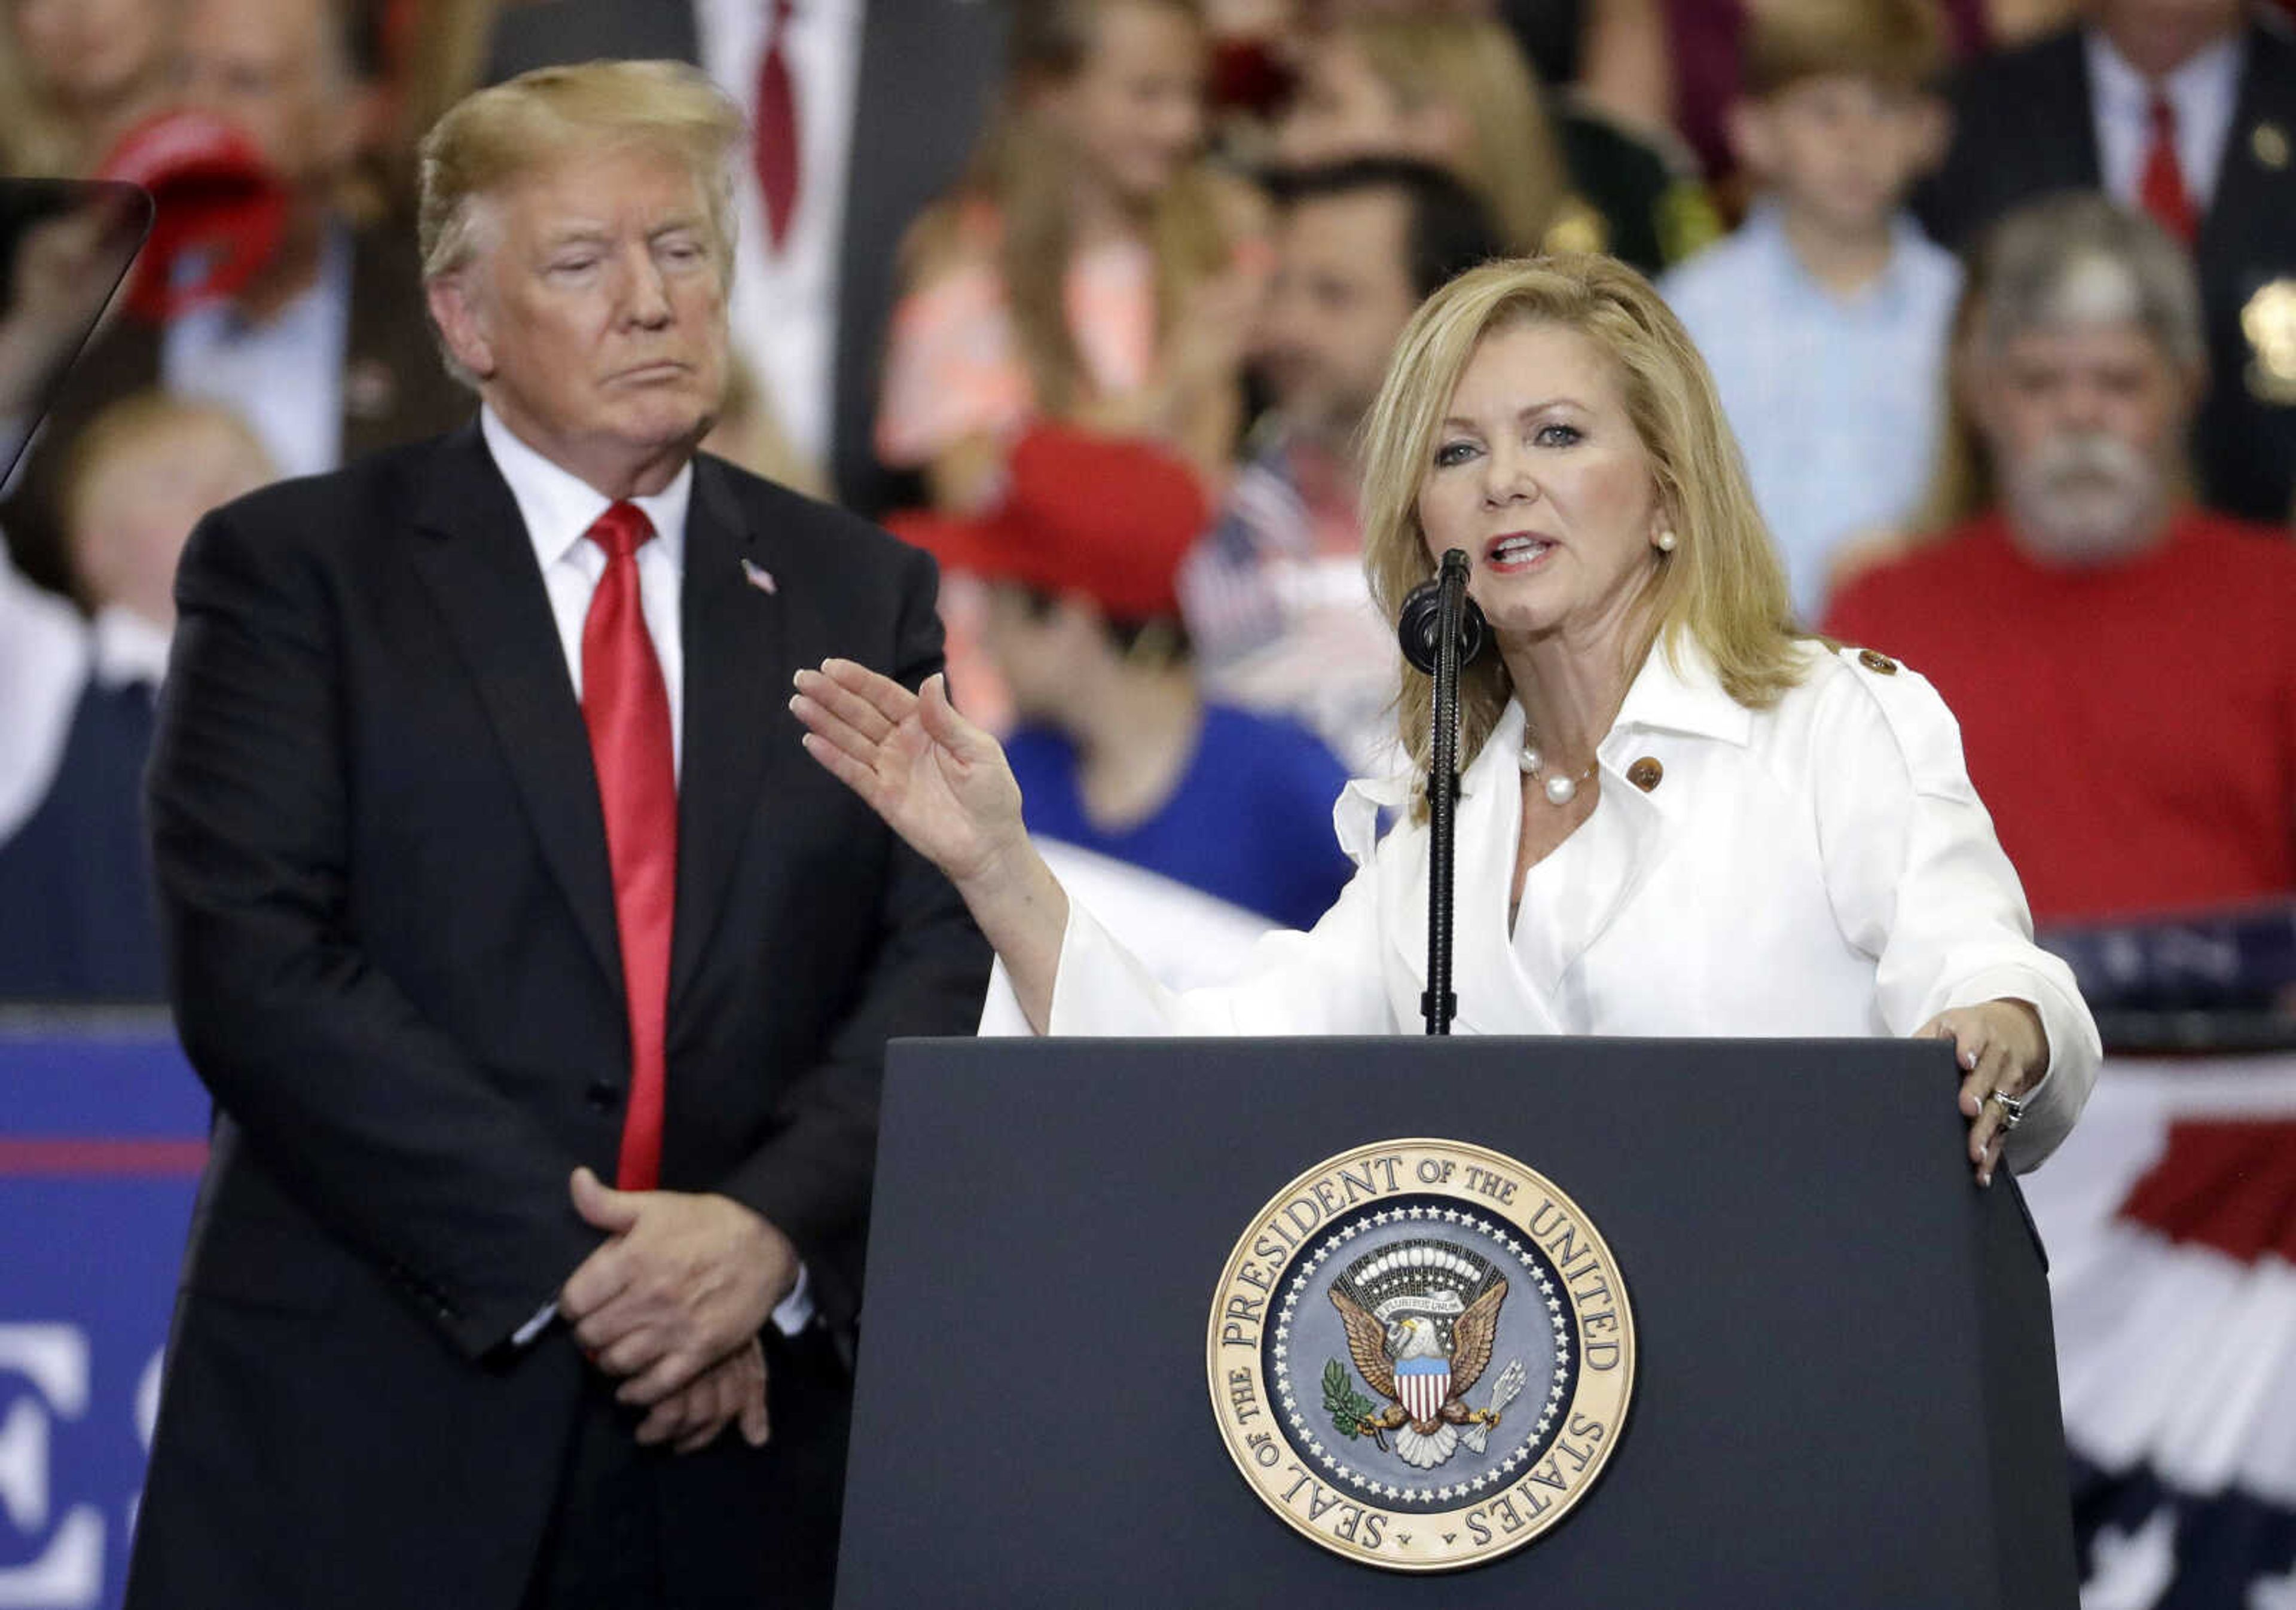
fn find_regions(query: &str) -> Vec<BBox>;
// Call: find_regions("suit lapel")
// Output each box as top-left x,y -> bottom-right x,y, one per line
407,425 -> 623,994
668,456 -> 785,1015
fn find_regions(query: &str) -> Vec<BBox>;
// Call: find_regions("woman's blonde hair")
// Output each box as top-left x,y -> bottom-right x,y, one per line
417,59 -> 743,285
1359,255 -> 1806,792
915,0 -> 1235,416
1336,13 -> 1571,258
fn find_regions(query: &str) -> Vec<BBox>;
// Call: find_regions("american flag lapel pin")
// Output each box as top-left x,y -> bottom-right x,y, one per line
740,557 -> 778,596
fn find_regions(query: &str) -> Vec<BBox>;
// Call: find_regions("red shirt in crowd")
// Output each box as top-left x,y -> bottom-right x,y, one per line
1822,507 -> 2296,926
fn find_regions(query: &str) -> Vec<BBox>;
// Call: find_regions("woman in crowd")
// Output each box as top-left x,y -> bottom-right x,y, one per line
0,0 -> 174,177
876,0 -> 1270,512
1273,8 -> 1715,274
798,254 -> 2099,1186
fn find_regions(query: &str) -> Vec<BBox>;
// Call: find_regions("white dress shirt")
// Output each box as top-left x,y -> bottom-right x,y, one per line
483,405 -> 692,775
0,594 -> 167,849
2086,29 -> 2246,215
482,406 -> 814,1339
90,603 -> 173,692
697,0 -> 866,469
983,638 -> 2102,1171
163,225 -> 354,479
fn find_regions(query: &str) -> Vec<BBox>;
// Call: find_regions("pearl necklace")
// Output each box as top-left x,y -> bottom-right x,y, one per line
1518,733 -> 1598,806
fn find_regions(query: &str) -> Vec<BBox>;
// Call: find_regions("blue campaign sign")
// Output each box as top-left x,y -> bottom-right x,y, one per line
0,1020 -> 206,1610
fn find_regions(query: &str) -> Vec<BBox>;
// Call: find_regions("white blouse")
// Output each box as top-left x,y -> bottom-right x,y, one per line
982,637 -> 2101,1170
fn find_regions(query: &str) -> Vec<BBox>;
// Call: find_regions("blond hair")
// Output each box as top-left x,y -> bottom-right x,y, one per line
1337,13 -> 1571,258
1742,0 -> 1949,98
417,59 -> 744,286
1358,256 -> 1806,794
61,393 -> 272,540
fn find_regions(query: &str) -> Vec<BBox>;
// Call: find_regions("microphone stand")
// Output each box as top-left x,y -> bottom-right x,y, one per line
1397,549 -> 1484,1036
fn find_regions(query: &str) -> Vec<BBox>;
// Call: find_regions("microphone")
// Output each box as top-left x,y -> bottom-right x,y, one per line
1401,548 -> 1485,1037
1397,551 -> 1488,674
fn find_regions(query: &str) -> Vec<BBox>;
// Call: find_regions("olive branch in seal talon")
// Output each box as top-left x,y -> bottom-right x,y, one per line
1323,1358 -> 1388,1446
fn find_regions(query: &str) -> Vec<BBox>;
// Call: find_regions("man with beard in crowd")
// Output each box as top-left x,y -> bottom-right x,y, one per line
1825,194 -> 2296,927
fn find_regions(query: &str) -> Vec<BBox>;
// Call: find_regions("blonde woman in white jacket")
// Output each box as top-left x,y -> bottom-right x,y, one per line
793,255 -> 2099,1185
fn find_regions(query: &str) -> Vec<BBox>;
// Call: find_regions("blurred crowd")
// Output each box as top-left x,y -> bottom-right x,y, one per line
1,0 -> 2292,1003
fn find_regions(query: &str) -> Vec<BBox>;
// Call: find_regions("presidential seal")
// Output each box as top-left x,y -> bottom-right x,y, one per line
1207,1139 -> 1635,1572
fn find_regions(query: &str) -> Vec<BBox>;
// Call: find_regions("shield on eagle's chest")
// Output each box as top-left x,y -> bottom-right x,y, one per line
1396,1356 -> 1449,1423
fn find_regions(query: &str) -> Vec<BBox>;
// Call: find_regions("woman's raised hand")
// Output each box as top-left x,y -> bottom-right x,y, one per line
794,659 -> 1070,1032
791,661 -> 1024,889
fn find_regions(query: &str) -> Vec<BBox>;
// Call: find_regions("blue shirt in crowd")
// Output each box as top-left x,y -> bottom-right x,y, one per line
1659,203 -> 1961,621
1004,702 -> 1357,931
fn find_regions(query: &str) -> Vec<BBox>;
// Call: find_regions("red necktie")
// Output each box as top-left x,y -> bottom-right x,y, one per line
581,501 -> 677,1191
2139,93 -> 2199,245
754,0 -> 801,252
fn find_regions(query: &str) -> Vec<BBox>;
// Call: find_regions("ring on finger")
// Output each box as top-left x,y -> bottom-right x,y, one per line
1984,1088 -> 2026,1128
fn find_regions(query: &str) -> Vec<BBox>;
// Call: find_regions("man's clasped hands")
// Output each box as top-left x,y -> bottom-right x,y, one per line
558,1168 -> 800,1453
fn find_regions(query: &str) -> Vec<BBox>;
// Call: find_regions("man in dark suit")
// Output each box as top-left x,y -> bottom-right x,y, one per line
0,0 -> 471,597
483,0 -> 1004,517
125,59 -> 988,1609
1915,0 -> 2296,523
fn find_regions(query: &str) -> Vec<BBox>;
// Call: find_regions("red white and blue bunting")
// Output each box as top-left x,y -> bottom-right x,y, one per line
2023,1056 -> 2296,1608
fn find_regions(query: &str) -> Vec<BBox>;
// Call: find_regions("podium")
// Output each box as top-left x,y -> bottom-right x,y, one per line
835,1037 -> 2077,1608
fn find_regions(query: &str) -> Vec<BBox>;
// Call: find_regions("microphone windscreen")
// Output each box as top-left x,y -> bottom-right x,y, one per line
1396,576 -> 1488,674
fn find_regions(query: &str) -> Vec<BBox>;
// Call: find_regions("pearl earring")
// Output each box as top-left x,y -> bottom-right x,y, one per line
1656,530 -> 1678,552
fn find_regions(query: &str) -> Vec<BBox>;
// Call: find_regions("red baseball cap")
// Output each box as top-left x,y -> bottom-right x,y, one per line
889,423 -> 1210,622
95,110 -> 289,324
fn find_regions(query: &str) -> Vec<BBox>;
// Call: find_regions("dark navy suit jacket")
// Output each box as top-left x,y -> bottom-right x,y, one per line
124,427 -> 988,1608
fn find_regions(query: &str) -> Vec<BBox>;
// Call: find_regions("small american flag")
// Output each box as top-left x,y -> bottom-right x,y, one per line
740,558 -> 777,595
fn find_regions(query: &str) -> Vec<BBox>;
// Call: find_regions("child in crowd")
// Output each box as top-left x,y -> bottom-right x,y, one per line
892,424 -> 1355,951
61,392 -> 272,632
1658,0 -> 1960,620
0,392 -> 271,999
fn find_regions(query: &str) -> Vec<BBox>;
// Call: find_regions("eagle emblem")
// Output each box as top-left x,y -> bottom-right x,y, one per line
1324,1239 -> 1526,1470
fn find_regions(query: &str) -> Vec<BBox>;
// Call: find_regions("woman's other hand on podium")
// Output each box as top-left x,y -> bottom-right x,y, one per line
1918,1000 -> 2050,1189
792,659 -> 1069,1031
